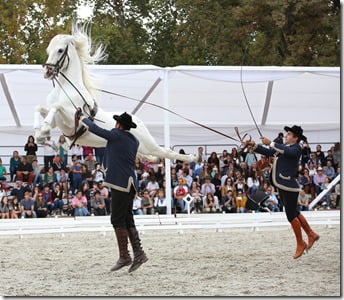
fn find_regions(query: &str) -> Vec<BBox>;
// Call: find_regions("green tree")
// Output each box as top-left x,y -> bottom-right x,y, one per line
0,0 -> 78,64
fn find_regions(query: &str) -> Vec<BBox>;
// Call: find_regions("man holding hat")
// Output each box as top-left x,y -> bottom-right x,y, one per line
80,112 -> 148,272
247,125 -> 319,259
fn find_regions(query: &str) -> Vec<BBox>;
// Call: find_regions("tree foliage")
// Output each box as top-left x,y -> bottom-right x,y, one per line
0,0 -> 339,66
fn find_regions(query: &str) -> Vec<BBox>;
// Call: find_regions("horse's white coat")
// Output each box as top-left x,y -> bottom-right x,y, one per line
34,27 -> 197,163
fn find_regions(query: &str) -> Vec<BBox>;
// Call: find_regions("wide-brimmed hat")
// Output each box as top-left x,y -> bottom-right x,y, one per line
284,125 -> 307,141
113,112 -> 137,129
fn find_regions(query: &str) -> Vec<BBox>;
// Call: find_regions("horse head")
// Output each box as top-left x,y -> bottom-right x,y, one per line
43,25 -> 106,81
43,34 -> 74,80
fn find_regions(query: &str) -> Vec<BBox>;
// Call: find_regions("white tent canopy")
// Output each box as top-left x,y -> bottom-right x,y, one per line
0,65 -> 340,152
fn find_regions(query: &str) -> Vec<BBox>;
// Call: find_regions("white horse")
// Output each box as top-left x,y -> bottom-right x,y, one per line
34,26 -> 197,163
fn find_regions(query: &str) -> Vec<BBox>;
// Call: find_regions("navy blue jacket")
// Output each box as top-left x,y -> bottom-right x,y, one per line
254,142 -> 301,192
82,118 -> 139,192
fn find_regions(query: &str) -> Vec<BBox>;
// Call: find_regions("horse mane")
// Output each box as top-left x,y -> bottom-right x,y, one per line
71,23 -> 107,101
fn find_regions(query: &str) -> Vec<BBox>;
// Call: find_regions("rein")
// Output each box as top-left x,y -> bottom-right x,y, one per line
98,88 -> 251,147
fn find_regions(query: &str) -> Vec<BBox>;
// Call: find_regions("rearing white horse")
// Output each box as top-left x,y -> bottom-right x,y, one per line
34,26 -> 197,163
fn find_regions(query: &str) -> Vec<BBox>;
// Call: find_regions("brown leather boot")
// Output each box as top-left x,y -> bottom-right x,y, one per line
127,227 -> 148,273
110,228 -> 132,271
290,218 -> 308,259
298,213 -> 320,250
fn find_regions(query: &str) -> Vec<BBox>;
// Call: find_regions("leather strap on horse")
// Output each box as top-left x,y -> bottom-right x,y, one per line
66,103 -> 98,149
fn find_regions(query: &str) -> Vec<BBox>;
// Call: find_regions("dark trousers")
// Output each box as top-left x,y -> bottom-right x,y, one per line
278,189 -> 300,222
44,155 -> 55,172
110,185 -> 136,229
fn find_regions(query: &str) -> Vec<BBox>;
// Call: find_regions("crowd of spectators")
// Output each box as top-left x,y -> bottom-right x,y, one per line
0,134 -> 341,219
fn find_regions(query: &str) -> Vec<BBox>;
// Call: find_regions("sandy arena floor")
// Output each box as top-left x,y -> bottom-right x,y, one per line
0,225 -> 340,297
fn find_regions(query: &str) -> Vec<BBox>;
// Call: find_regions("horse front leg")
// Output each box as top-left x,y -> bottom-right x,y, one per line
34,105 -> 49,144
34,105 -> 58,143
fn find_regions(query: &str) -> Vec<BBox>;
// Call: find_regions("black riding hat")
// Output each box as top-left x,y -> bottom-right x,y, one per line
284,125 -> 307,142
113,112 -> 137,129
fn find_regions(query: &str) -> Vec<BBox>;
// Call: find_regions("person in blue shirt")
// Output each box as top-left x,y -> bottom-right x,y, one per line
247,125 -> 319,259
80,112 -> 148,273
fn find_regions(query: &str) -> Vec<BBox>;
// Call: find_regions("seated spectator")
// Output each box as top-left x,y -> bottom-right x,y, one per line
70,144 -> 83,161
234,176 -> 247,194
221,177 -> 235,203
80,181 -> 92,211
0,158 -> 8,181
307,161 -> 317,177
0,196 -> 10,218
181,165 -> 193,185
234,190 -> 247,213
32,185 -> 42,201
52,183 -> 64,215
173,177 -> 188,213
10,180 -> 30,203
190,181 -> 203,213
58,168 -> 69,196
299,168 -> 315,199
31,159 -> 43,187
82,146 -> 94,160
315,144 -> 325,166
301,142 -> 311,167
203,192 -> 219,213
256,154 -> 269,177
332,142 -> 340,170
0,182 -> 8,199
141,190 -> 154,214
91,190 -> 106,216
201,176 -> 215,196
20,191 -> 36,218
83,153 -> 97,172
153,188 -> 167,214
51,156 -> 64,184
44,166 -> 57,188
9,150 -> 21,182
321,177 -> 332,208
9,196 -> 20,219
246,174 -> 260,196
146,176 -> 160,198
244,146 -> 258,167
96,181 -> 110,214
323,160 -> 335,181
264,187 -> 280,212
72,190 -> 89,216
222,190 -> 236,213
139,172 -> 150,192
92,163 -> 105,183
207,152 -> 220,170
81,164 -> 93,187
313,167 -> 327,195
16,156 -> 35,185
298,189 -> 311,212
42,184 -> 53,215
34,194 -> 48,218
133,193 -> 144,215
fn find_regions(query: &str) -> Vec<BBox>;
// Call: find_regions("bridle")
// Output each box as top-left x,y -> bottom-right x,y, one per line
42,44 -> 101,147
43,45 -> 70,79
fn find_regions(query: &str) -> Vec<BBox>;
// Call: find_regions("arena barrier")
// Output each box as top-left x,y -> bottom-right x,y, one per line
0,210 -> 339,237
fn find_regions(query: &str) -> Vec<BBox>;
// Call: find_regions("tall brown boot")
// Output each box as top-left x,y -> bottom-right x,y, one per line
298,213 -> 320,250
110,228 -> 132,271
127,227 -> 148,273
290,218 -> 308,259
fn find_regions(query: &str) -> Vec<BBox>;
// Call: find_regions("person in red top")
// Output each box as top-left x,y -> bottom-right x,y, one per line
82,146 -> 94,160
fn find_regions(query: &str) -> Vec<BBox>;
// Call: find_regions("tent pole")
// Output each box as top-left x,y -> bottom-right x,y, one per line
163,68 -> 172,215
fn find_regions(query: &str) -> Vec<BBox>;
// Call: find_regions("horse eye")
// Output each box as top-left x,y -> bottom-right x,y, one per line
58,48 -> 64,54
